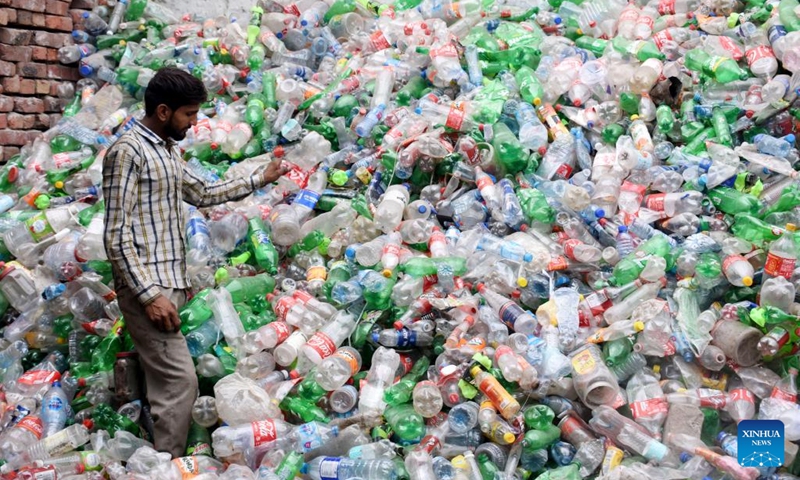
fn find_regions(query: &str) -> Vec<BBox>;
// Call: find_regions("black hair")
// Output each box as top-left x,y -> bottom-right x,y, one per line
144,67 -> 208,117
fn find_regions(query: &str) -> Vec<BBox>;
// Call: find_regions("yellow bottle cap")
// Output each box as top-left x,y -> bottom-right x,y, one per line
533,98 -> 542,106
470,365 -> 482,377
503,432 -> 516,443
54,181 -> 64,189
631,114 -> 639,121
517,277 -> 528,288
653,364 -> 661,374
452,456 -> 468,470
787,223 -> 797,232
633,321 -> 645,332
742,276 -> 753,287
382,269 -> 392,278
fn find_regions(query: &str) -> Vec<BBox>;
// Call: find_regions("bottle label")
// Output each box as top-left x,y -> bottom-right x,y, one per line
16,415 -> 44,439
18,369 -> 60,386
446,103 -> 466,131
251,419 -> 278,447
52,153 -> 74,169
273,296 -> 298,321
620,6 -> 640,21
479,377 -> 517,417
602,445 -> 624,473
764,252 -> 795,279
658,0 -> 675,14
217,120 -> 233,134
42,429 -> 78,456
722,254 -> 748,272
270,321 -> 291,344
369,30 -> 391,51
745,45 -> 775,67
25,213 -> 55,242
187,217 -> 210,239
393,328 -> 418,347
630,397 -> 668,419
307,332 -> 336,359
729,388 -> 755,405
768,24 -> 787,45
583,290 -> 612,316
716,37 -> 743,60
652,29 -> 672,50
318,457 -> 342,480
306,265 -> 327,282
187,441 -> 212,457
498,301 -> 524,329
44,394 -> 64,415
251,229 -> 272,248
571,348 -> 597,375
294,189 -> 321,210
172,456 -> 199,479
635,15 -> 654,29
644,193 -> 666,211
334,349 -> 361,375
771,387 -> 797,403
554,163 -> 574,179
547,255 -> 569,271
697,389 -> 728,408
562,239 -> 582,261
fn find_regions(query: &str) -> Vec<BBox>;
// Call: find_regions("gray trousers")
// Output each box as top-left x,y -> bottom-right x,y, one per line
117,284 -> 198,458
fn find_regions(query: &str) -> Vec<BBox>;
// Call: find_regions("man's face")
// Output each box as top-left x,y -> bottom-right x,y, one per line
164,104 -> 200,141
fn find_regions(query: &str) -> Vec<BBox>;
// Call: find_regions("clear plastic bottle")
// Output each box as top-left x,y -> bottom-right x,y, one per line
305,456 -> 397,480
764,224 -> 797,280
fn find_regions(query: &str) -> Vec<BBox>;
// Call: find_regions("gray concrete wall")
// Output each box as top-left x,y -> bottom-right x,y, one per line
155,0 -> 252,22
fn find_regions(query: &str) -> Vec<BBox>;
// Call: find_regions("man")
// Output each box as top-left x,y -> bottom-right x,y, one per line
103,67 -> 286,456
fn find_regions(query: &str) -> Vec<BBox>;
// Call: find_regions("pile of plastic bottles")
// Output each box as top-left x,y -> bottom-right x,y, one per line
2,0 -> 800,476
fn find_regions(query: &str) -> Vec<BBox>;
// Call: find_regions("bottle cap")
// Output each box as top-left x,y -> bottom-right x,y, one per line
742,276 -> 753,287
787,223 -> 797,232
618,225 -> 627,233
517,277 -> 528,288
595,208 -> 605,218
630,114 -> 639,121
382,269 -> 392,278
82,11 -> 90,17
503,432 -> 516,443
633,321 -> 645,332
785,134 -> 796,143
470,365 -> 482,377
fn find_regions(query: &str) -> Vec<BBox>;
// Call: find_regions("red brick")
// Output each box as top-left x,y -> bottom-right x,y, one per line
2,146 -> 21,161
43,95 -> 61,112
0,28 -> 32,45
46,64 -> 80,81
34,113 -> 50,128
0,130 -> 40,146
11,0 -> 45,11
0,95 -> 12,112
49,113 -> 61,125
0,114 -> 6,129
0,59 -> 13,76
35,79 -> 50,94
45,15 -> 72,31
16,11 -> 46,27
68,9 -> 86,26
1,76 -> 19,93
0,8 -> 16,23
0,0 -> 9,6
32,31 -> 71,48
7,113 -> 34,129
17,62 -> 48,79
14,97 -> 43,114
0,44 -> 31,62
45,0 -> 70,16
0,8 -> 6,25
31,46 -> 47,61
69,0 -> 96,9
20,79 -> 35,95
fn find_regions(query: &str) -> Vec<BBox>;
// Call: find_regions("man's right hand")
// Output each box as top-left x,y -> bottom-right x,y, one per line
145,295 -> 181,332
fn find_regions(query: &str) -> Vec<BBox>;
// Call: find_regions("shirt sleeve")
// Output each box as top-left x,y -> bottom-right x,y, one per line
103,140 -> 162,305
181,161 -> 267,207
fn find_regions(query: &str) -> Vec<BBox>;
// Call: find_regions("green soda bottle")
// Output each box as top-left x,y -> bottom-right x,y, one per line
764,184 -> 800,216
749,305 -> 797,328
522,424 -> 561,452
711,108 -> 733,146
247,218 -> 279,274
223,273 -> 275,303
244,94 -> 266,128
611,37 -> 665,61
575,36 -> 608,57
324,260 -> 352,301
518,189 -> 556,224
779,0 -> 800,31
186,422 -> 212,456
183,142 -> 214,162
492,122 -> 528,174
656,105 -> 675,133
273,451 -> 305,479
619,92 -> 640,115
707,187 -> 762,216
384,356 -> 431,405
124,0 -> 146,20
684,49 -> 749,83
363,273 -> 396,310
50,135 -> 82,153
241,138 -> 263,159
332,94 -> 359,118
477,454 -> 500,480
280,396 -> 329,423
287,230 -> 326,258
91,318 -> 125,372
179,289 -> 213,334
523,405 -> 555,430
396,76 -> 428,107
516,66 -> 544,104
92,403 -> 140,436
323,0 -> 356,23
262,72 -> 278,109
383,403 -> 426,440
397,257 -> 467,277
77,200 -> 105,227
297,375 -> 328,402
602,124 -> 625,144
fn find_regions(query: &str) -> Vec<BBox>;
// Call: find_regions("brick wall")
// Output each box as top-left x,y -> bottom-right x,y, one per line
0,0 -> 96,161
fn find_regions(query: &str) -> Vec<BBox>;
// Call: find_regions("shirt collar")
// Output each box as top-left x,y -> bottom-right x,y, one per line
134,119 -> 176,148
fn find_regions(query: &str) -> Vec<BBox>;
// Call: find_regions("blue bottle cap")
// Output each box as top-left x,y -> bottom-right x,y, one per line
679,452 -> 692,463
785,134 -> 795,143
618,225 -> 627,233
594,208 -> 605,219
523,253 -> 533,262
82,11 -> 89,17
418,205 -> 427,213
79,64 -> 94,77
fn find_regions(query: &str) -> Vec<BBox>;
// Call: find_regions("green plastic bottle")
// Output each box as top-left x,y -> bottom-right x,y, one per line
323,0 -> 356,23
247,218 -> 279,274
656,105 -> 675,133
92,403 -> 140,436
124,0 -> 147,20
523,405 -> 555,430
186,422 -> 213,456
779,0 -> 800,31
384,356 -> 430,405
287,230 -> 326,258
611,37 -> 665,61
383,404 -> 426,440
711,108 -> 733,146
90,318 -> 125,372
492,122 -> 528,174
397,257 -> 467,277
684,49 -> 749,83
516,66 -> 544,104
244,94 -> 266,128
280,396 -> 329,423
522,424 -> 561,452
223,273 -> 275,304
396,76 -> 428,107
707,187 -> 763,216
179,289 -> 213,334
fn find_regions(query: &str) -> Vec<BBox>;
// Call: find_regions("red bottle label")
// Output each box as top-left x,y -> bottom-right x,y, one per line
630,397 -> 668,419
306,332 -> 336,359
251,419 -> 278,447
764,252 -> 795,279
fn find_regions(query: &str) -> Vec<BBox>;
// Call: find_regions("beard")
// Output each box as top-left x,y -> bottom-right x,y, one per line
165,116 -> 188,140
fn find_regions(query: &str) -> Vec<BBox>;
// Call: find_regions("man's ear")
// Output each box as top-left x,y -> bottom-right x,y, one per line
156,104 -> 171,122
